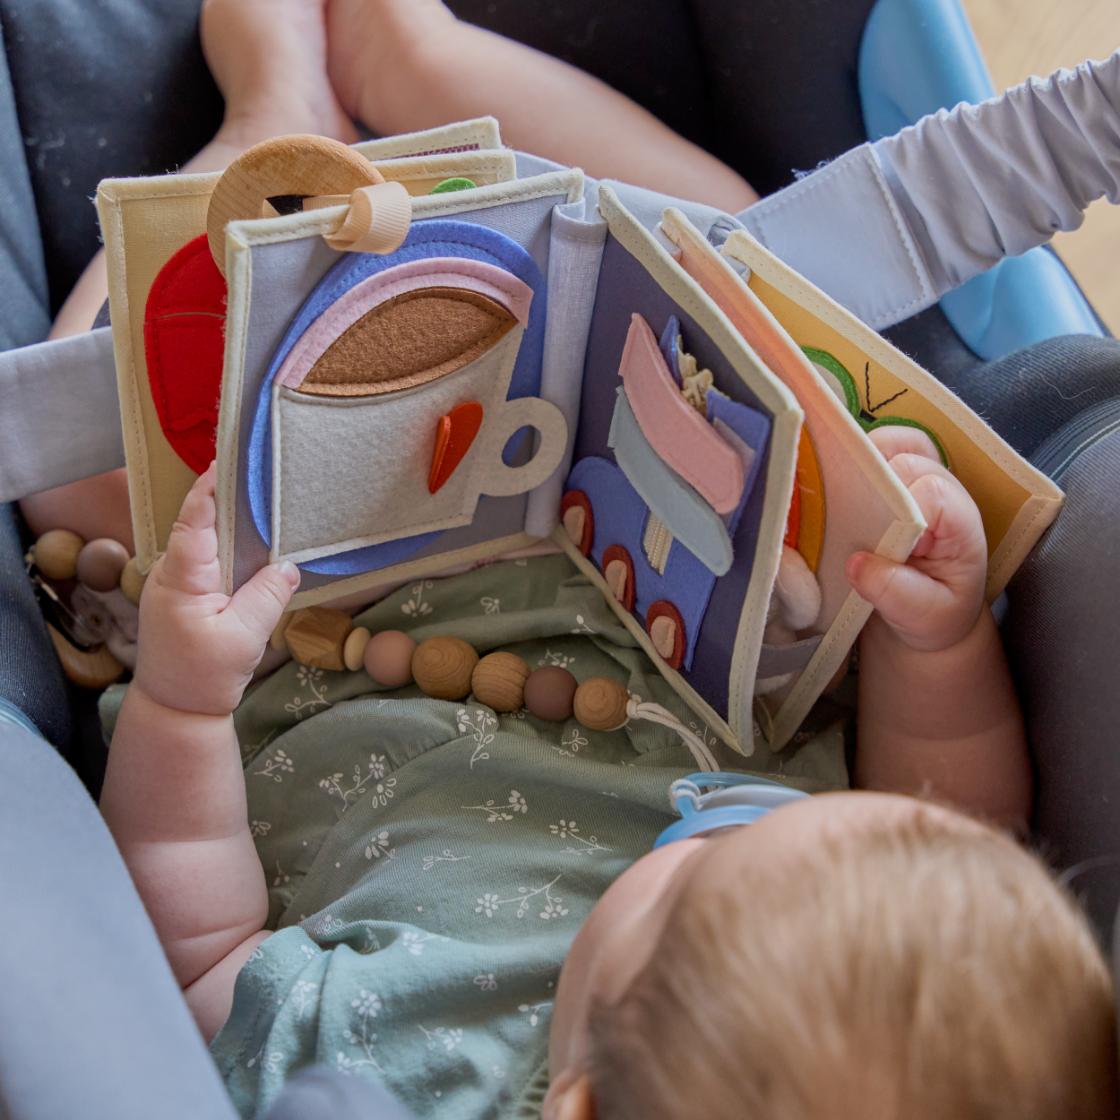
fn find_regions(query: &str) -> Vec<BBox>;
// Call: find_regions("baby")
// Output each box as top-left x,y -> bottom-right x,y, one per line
30,0 -> 1117,1115
98,434 -> 1116,1119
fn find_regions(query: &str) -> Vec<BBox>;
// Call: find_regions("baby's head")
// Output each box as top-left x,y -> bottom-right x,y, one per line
546,792 -> 1117,1119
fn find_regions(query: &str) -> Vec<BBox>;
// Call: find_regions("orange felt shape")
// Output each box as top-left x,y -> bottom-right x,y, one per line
428,401 -> 484,493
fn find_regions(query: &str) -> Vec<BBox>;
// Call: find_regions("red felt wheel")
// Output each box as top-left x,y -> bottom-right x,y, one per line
646,599 -> 686,670
560,490 -> 594,556
602,544 -> 636,612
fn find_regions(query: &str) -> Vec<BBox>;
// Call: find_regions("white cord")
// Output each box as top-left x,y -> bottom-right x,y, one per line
626,698 -> 719,771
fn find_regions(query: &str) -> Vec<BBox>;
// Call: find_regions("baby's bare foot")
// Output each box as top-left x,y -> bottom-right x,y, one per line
325,0 -> 455,134
202,0 -> 359,148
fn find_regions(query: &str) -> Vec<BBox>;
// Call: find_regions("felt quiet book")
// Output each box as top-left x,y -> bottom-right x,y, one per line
96,120 -> 1061,755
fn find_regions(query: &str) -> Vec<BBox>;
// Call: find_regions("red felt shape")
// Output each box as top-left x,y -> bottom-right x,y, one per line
428,401 -> 484,493
143,234 -> 228,474
646,599 -> 686,670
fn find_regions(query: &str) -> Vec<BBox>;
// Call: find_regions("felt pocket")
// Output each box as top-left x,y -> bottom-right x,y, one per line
271,325 -> 567,564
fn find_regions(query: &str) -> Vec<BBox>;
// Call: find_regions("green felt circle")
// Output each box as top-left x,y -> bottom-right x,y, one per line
864,416 -> 950,467
430,177 -> 478,194
801,346 -> 861,418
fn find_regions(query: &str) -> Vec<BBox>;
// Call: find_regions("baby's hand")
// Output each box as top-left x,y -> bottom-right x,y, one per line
846,428 -> 987,652
134,465 -> 300,715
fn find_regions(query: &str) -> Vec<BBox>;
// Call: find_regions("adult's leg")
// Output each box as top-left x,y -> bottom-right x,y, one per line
0,721 -> 240,1120
937,335 -> 1120,461
1005,406 -> 1120,939
0,12 -> 50,350
0,0 -> 223,314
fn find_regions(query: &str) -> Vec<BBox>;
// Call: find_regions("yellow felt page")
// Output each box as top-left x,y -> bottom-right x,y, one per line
661,209 -> 925,748
721,230 -> 1063,599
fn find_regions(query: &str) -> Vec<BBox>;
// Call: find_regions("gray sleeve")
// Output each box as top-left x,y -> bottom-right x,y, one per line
876,51 -> 1120,292
739,51 -> 1120,330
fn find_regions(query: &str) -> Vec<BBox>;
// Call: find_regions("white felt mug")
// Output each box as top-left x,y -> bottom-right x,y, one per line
270,325 -> 567,564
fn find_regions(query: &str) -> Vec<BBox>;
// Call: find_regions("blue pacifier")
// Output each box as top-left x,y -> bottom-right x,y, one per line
653,772 -> 810,848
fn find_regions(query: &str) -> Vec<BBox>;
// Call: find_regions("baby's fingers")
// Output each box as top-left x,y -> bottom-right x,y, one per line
226,561 -> 301,645
846,550 -> 953,644
159,464 -> 221,595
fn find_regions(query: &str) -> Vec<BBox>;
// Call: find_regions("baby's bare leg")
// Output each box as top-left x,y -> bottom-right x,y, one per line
327,0 -> 758,213
22,0 -> 358,549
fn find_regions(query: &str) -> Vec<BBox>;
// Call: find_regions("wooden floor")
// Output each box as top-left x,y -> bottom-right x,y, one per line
963,0 -> 1119,330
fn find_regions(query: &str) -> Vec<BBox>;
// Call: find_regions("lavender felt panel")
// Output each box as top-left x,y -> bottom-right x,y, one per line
231,192 -> 564,595
570,232 -> 775,719
658,314 -> 684,385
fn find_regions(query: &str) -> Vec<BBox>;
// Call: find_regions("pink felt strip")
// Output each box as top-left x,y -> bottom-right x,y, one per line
618,313 -> 744,514
275,257 -> 534,390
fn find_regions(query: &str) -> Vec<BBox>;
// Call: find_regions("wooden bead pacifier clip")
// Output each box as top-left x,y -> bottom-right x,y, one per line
28,529 -> 148,689
275,607 -> 719,770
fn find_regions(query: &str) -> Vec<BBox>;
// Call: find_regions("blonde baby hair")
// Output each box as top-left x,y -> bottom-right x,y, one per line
588,802 -> 1117,1118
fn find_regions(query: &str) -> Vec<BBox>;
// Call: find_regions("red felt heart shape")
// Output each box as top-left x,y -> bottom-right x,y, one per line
143,234 -> 227,474
428,401 -> 484,493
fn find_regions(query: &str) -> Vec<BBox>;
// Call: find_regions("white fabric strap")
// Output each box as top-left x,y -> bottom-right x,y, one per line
0,328 -> 123,502
627,698 -> 724,768
740,51 -> 1120,330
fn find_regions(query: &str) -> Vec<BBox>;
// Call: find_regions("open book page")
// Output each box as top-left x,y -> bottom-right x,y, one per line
98,120 -> 515,571
661,209 -> 925,748
720,229 -> 1063,599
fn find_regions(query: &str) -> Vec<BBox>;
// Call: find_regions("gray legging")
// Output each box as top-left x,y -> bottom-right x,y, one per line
0,718 -> 415,1120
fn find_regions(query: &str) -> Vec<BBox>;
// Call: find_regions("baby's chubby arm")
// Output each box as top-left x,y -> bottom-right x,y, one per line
846,428 -> 1031,832
100,466 -> 299,1037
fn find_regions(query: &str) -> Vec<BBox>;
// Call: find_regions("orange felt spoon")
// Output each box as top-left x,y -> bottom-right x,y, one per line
428,401 -> 484,493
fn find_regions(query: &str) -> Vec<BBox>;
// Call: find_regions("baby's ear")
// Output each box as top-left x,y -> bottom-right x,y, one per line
543,1071 -> 596,1120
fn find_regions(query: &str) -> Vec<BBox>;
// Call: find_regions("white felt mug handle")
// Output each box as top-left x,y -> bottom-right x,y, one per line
478,396 -> 569,499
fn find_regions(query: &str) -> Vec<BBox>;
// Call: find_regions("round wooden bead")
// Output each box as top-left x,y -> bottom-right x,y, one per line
284,607 -> 352,670
471,652 -> 530,712
119,556 -> 147,605
412,636 -> 478,700
523,666 -> 578,722
344,626 -> 371,672
573,676 -> 630,732
363,630 -> 417,687
32,529 -> 85,581
76,538 -> 131,593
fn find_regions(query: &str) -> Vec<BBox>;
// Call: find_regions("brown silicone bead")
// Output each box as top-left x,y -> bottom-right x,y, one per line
284,607 -> 352,670
573,676 -> 630,732
471,652 -> 530,712
32,529 -> 85,581
364,630 -> 417,687
412,636 -> 478,700
118,556 -> 147,606
76,538 -> 131,593
523,666 -> 578,722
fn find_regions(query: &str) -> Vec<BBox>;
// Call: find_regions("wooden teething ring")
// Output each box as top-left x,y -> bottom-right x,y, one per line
206,134 -> 385,275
